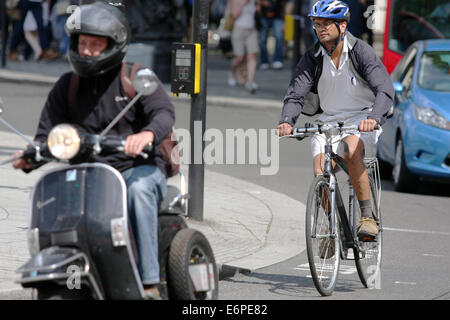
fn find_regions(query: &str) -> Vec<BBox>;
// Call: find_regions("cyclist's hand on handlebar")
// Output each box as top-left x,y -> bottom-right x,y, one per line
277,123 -> 293,137
12,150 -> 33,170
124,130 -> 155,158
359,119 -> 378,132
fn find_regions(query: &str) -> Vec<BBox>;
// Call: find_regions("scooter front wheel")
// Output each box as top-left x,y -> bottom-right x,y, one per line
167,228 -> 218,300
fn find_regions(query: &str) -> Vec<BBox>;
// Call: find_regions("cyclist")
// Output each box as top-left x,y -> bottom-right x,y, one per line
277,0 -> 394,239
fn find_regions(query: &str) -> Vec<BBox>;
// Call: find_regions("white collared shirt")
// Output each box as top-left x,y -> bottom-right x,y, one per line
317,35 -> 375,123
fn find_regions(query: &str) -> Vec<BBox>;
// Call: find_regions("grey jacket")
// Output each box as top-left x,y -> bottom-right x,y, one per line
280,32 -> 394,126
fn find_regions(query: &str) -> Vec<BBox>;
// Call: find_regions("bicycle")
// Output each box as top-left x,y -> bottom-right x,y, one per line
283,121 -> 383,296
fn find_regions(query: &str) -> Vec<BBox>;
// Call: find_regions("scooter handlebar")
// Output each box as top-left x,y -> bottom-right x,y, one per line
99,135 -> 153,159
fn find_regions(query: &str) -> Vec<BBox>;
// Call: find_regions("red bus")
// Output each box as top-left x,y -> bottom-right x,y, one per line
382,0 -> 450,74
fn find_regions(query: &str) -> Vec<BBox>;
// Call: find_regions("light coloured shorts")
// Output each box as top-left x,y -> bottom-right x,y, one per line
231,26 -> 259,57
310,116 -> 383,159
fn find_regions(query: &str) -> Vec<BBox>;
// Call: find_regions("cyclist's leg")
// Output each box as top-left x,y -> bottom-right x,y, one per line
343,135 -> 378,237
313,153 -> 325,176
343,135 -> 370,203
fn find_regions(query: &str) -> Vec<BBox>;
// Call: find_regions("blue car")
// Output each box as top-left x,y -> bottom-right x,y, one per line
377,39 -> 450,192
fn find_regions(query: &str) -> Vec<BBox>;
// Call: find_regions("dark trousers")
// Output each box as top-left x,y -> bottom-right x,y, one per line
9,0 -> 49,51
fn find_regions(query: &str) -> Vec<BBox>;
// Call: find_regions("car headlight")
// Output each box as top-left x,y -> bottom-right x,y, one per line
47,124 -> 81,160
414,105 -> 450,130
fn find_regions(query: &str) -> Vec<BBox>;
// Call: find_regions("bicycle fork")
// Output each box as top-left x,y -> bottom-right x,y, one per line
311,175 -> 337,240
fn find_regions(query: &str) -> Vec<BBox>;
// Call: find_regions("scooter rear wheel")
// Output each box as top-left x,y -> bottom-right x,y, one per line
167,228 -> 218,300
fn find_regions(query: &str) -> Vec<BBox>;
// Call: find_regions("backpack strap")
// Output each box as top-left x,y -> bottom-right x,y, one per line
120,62 -> 141,100
67,62 -> 141,107
68,72 -> 80,110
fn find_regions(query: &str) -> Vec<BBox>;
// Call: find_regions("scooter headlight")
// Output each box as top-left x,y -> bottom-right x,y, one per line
47,124 -> 81,160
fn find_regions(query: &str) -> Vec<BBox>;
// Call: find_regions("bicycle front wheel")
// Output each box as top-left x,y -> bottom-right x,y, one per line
305,175 -> 341,296
354,164 -> 383,289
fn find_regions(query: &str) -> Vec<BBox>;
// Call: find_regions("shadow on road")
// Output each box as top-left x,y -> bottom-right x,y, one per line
221,271 -> 362,299
381,179 -> 450,197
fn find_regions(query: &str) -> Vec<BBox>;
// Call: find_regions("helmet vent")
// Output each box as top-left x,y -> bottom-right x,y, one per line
331,8 -> 342,14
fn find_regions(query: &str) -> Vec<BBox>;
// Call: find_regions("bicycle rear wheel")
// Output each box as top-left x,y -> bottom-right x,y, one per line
305,175 -> 341,296
354,161 -> 383,289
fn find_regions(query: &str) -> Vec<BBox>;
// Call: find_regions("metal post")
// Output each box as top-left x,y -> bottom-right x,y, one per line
188,0 -> 209,221
1,0 -> 7,67
292,0 -> 302,75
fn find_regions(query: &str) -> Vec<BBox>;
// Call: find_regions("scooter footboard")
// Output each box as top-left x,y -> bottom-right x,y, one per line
16,246 -> 103,299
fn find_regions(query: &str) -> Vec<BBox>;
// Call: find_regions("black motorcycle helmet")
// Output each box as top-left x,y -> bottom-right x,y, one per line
65,1 -> 131,77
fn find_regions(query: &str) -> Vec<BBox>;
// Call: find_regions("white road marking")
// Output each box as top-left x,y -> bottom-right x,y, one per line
294,263 -> 357,275
383,227 -> 450,236
394,281 -> 417,285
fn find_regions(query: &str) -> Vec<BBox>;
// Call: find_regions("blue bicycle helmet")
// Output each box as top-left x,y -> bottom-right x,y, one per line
308,0 -> 350,22
308,0 -> 350,56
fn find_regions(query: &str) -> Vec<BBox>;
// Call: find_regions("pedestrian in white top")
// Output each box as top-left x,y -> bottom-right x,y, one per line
228,0 -> 260,94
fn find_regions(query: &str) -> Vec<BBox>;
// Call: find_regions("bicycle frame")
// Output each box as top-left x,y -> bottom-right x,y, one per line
287,121 -> 382,255
286,122 -> 383,294
316,138 -> 360,255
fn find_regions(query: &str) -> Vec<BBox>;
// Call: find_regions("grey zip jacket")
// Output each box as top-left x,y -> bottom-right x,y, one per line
280,32 -> 394,126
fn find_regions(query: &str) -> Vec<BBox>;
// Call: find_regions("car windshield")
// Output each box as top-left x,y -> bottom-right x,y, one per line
417,51 -> 450,92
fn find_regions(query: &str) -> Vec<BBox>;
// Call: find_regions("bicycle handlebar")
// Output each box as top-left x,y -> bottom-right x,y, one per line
285,122 -> 380,140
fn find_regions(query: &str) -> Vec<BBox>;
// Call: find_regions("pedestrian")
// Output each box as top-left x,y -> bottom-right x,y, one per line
228,0 -> 259,94
257,0 -> 286,70
50,0 -> 77,56
217,0 -> 234,59
8,0 -> 59,62
22,0 -> 50,61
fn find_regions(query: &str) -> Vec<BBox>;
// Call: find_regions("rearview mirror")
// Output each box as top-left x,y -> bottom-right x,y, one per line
133,68 -> 159,96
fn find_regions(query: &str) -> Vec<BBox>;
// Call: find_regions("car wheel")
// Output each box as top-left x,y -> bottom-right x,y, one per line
393,137 -> 418,193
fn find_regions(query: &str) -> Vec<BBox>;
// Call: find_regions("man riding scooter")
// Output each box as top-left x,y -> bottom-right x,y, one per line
12,1 -> 175,300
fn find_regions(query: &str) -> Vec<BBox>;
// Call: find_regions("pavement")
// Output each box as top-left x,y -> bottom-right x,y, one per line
0,48 -> 308,299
